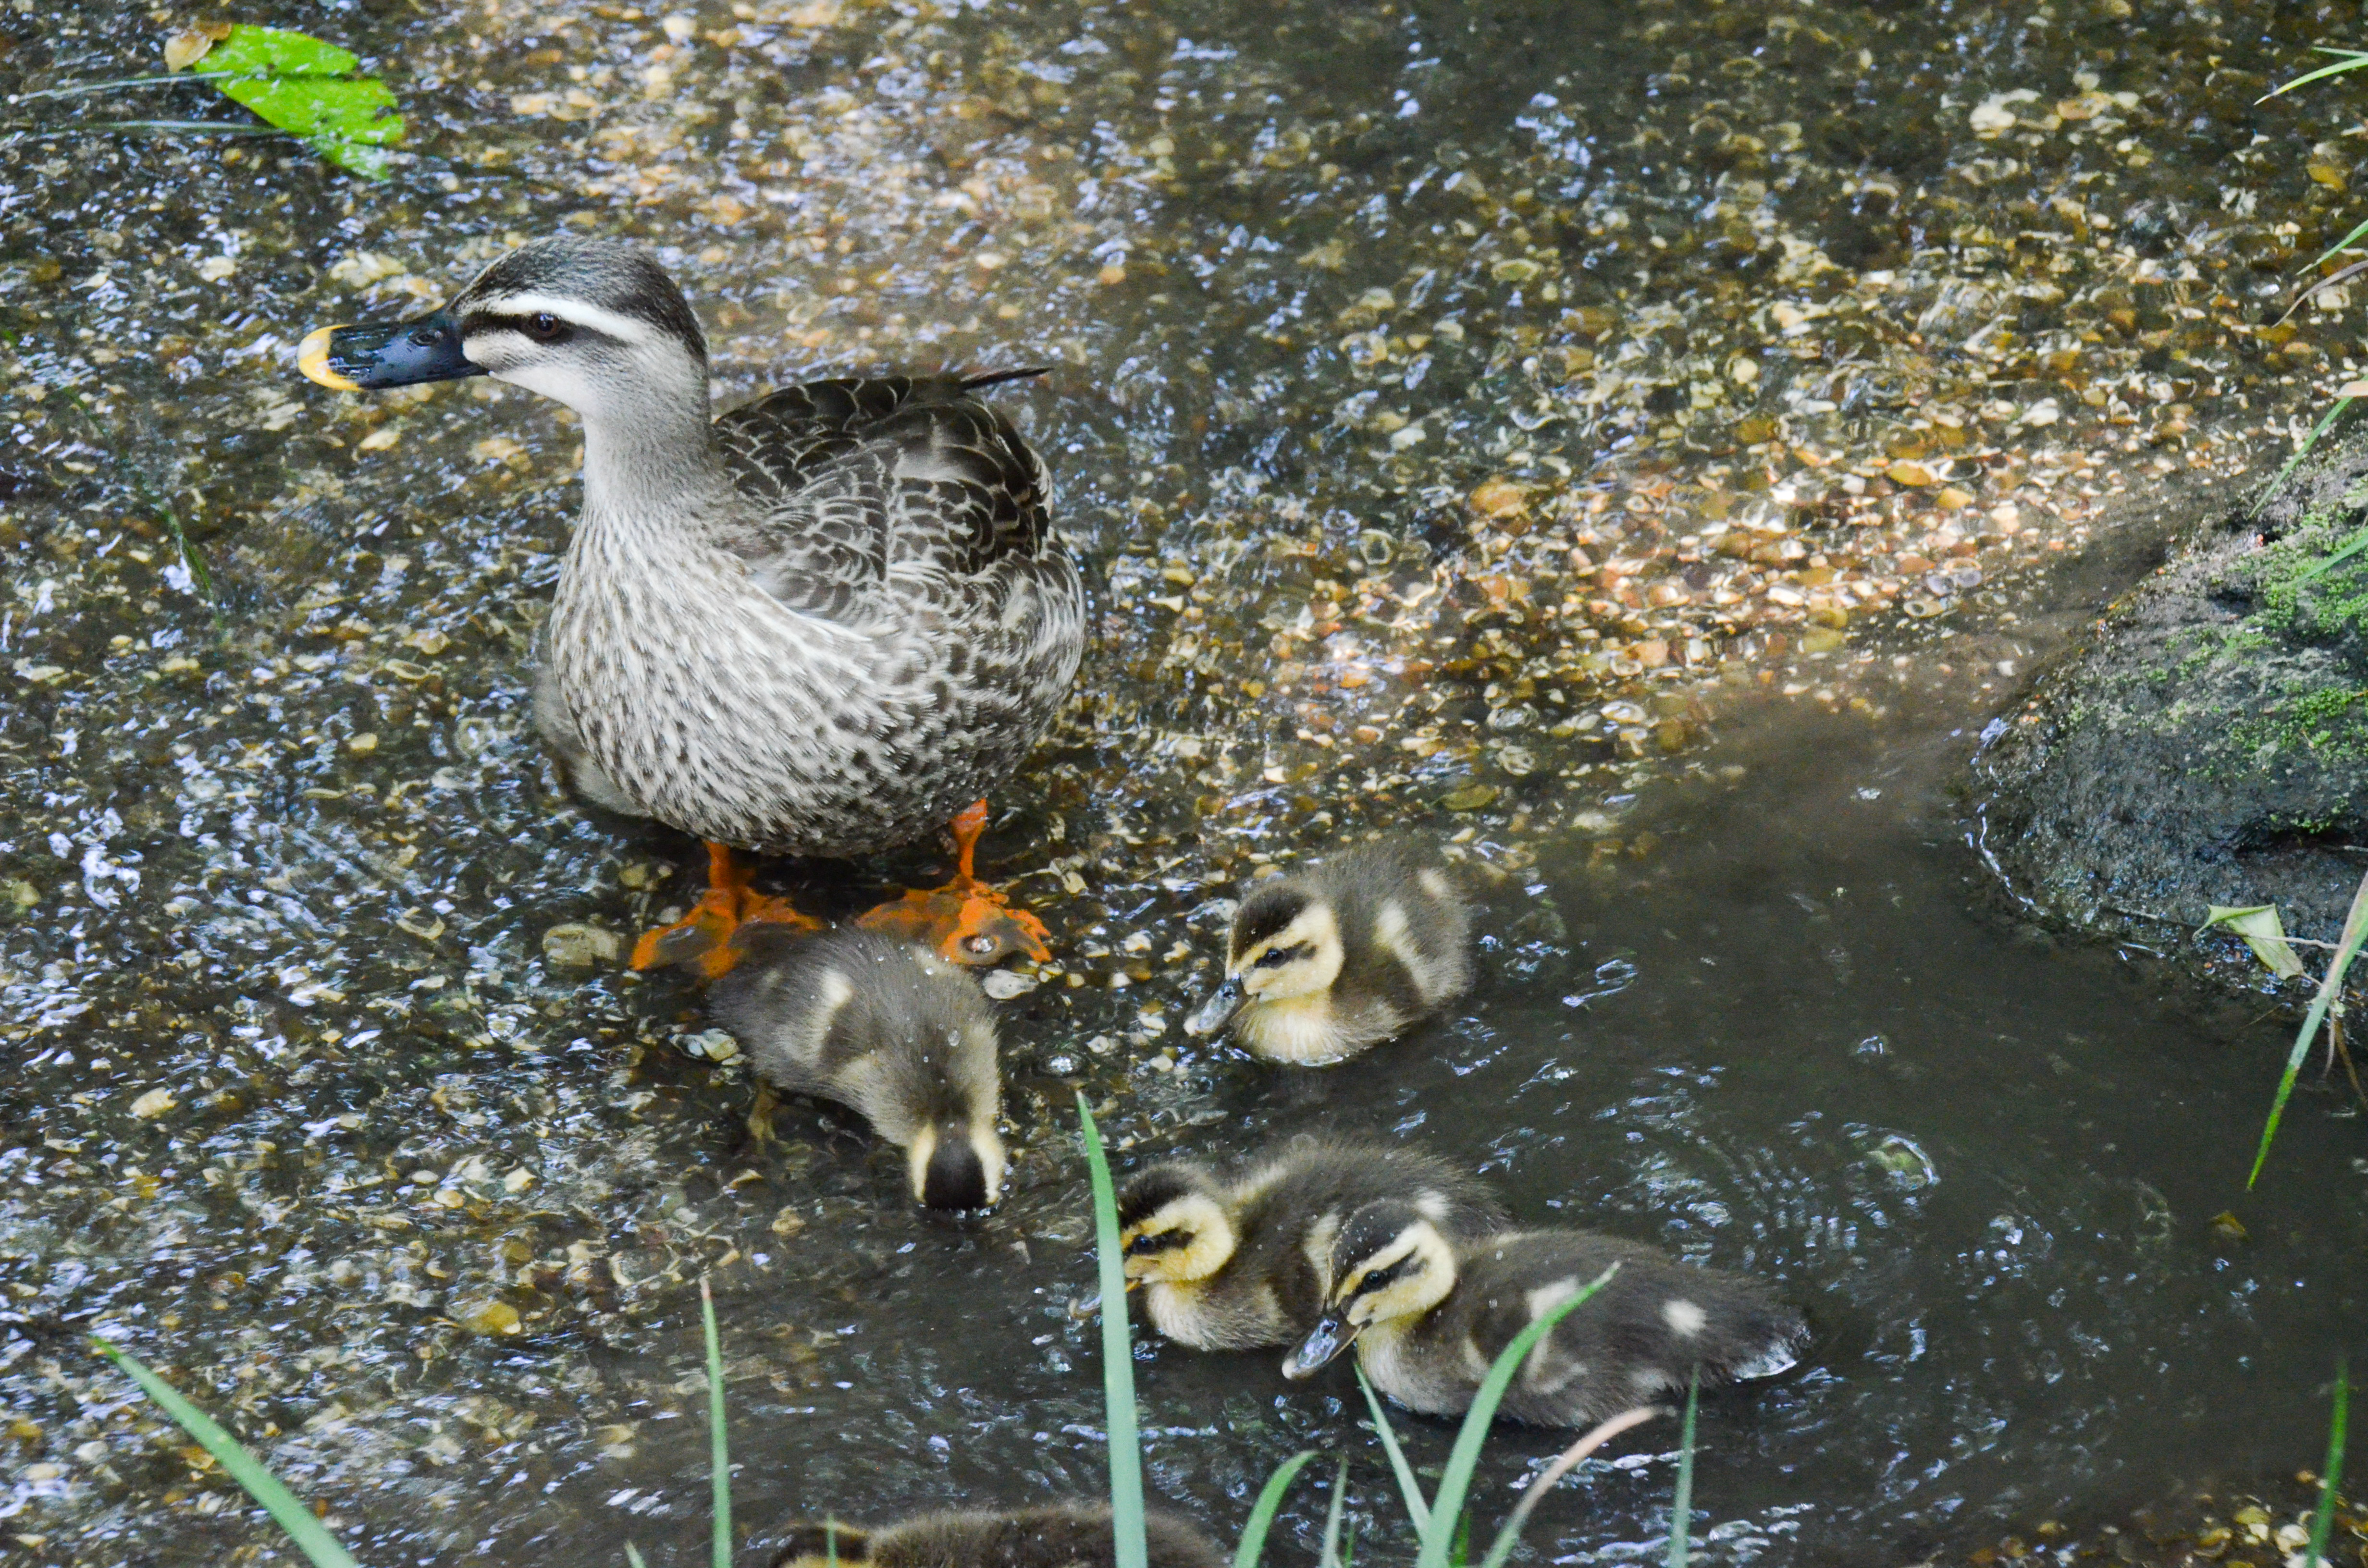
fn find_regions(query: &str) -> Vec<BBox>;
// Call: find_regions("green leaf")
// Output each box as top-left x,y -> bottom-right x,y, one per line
1413,1264 -> 1619,1568
702,1276 -> 732,1568
93,1339 -> 362,1568
1665,1375 -> 1699,1568
1077,1094 -> 1149,1568
1233,1450 -> 1319,1568
624,1547 -> 649,1568
172,24 -> 403,179
2249,866 -> 2368,1187
2198,905 -> 2308,980
1355,1364 -> 1430,1535
1319,1457 -> 1352,1568
2306,1363 -> 2349,1568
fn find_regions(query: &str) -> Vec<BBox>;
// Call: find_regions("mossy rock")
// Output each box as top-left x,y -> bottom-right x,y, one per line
1978,427 -> 2368,953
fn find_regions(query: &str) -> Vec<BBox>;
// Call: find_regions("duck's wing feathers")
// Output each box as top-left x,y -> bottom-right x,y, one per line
712,373 -> 1054,624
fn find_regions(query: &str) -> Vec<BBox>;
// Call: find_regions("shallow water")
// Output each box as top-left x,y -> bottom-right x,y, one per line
3,0 -> 2367,1563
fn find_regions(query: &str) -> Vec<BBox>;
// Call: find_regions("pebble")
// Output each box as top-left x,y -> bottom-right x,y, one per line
457,1299 -> 522,1337
129,1088 -> 174,1120
542,922 -> 624,968
981,968 -> 1039,1000
682,1029 -> 739,1062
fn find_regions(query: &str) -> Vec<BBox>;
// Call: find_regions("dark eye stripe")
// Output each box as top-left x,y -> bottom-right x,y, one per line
462,309 -> 595,341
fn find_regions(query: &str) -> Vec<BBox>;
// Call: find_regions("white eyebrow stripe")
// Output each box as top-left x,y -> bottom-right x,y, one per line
464,292 -> 662,346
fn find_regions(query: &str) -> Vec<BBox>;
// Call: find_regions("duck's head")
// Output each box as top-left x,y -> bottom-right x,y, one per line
298,236 -> 709,430
907,1100 -> 1006,1213
1281,1198 -> 1456,1378
1185,878 -> 1344,1037
1115,1164 -> 1238,1287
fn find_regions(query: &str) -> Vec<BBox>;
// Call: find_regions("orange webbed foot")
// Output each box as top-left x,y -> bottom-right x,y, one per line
853,801 -> 1053,967
631,842 -> 820,979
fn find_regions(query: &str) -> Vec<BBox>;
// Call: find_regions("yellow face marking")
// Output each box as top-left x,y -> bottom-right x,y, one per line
297,326 -> 361,392
1235,903 -> 1344,1002
1120,1192 -> 1234,1283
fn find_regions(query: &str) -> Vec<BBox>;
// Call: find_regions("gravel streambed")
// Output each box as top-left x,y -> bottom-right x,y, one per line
1,0 -> 2364,1562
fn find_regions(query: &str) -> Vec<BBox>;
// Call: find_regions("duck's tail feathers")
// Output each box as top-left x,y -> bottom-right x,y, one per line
921,1136 -> 992,1212
960,365 -> 1053,391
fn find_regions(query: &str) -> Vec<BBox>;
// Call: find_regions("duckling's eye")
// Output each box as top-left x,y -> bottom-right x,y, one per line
523,312 -> 570,343
1255,943 -> 1308,970
1126,1231 -> 1182,1256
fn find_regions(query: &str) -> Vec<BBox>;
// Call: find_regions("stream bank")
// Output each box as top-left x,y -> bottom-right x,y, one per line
1977,430 -> 2368,977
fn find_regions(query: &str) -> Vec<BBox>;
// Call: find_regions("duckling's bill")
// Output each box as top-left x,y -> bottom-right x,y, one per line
297,308 -> 484,392
1281,1311 -> 1357,1378
1184,974 -> 1245,1037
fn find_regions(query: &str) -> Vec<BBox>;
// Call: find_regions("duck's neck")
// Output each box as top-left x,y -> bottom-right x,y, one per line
576,396 -> 735,542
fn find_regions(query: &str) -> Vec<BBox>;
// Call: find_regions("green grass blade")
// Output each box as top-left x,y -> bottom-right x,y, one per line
93,1340 -> 360,1568
1665,1375 -> 1699,1568
703,1275 -> 731,1568
2297,525 -> 2368,585
1233,1449 -> 1319,1568
1078,1094 -> 1149,1568
624,1546 -> 648,1568
2262,49 -> 2368,100
2250,397 -> 2355,518
13,72 -> 236,99
2306,1363 -> 2349,1568
1414,1264 -> 1619,1568
2307,215 -> 2368,272
1320,1456 -> 1352,1568
2249,867 -> 2368,1187
1355,1364 -> 1430,1535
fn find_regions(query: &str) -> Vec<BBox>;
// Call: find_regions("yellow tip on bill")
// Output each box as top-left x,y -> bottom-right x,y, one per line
297,326 -> 360,392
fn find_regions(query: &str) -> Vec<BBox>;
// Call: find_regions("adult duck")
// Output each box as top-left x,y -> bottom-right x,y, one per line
300,237 -> 1084,973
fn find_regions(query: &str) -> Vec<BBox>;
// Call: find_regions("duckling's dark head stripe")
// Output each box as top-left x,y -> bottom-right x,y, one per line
458,236 -> 707,362
1116,1165 -> 1199,1227
1334,1199 -> 1423,1269
1234,882 -> 1312,951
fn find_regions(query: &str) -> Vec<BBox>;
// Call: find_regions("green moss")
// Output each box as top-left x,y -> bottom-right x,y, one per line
2225,684 -> 2368,766
2255,518 -> 2368,642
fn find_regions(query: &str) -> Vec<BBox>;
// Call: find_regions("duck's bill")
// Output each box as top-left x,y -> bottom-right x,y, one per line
1184,975 -> 1246,1037
1066,1279 -> 1142,1321
298,309 -> 483,392
1281,1312 -> 1357,1379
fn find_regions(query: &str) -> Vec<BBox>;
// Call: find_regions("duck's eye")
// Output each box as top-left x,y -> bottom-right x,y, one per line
1255,943 -> 1307,970
523,312 -> 569,343
1125,1231 -> 1179,1257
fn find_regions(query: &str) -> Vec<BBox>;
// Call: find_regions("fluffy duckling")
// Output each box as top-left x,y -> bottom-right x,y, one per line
1115,1137 -> 1508,1350
768,1504 -> 1225,1568
1282,1199 -> 1806,1426
1184,840 -> 1474,1065
712,927 -> 1003,1211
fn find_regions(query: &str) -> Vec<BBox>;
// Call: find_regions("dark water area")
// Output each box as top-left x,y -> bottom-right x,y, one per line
3,0 -> 2367,1562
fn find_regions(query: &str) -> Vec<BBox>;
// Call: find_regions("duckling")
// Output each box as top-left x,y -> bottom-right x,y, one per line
768,1505 -> 1225,1568
1115,1136 -> 1508,1350
1282,1199 -> 1806,1426
300,237 -> 1083,977
711,927 -> 1003,1211
1184,840 -> 1474,1064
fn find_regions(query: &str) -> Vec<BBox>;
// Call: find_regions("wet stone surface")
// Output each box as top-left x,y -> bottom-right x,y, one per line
1980,423 -> 2368,966
0,0 -> 2365,1564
